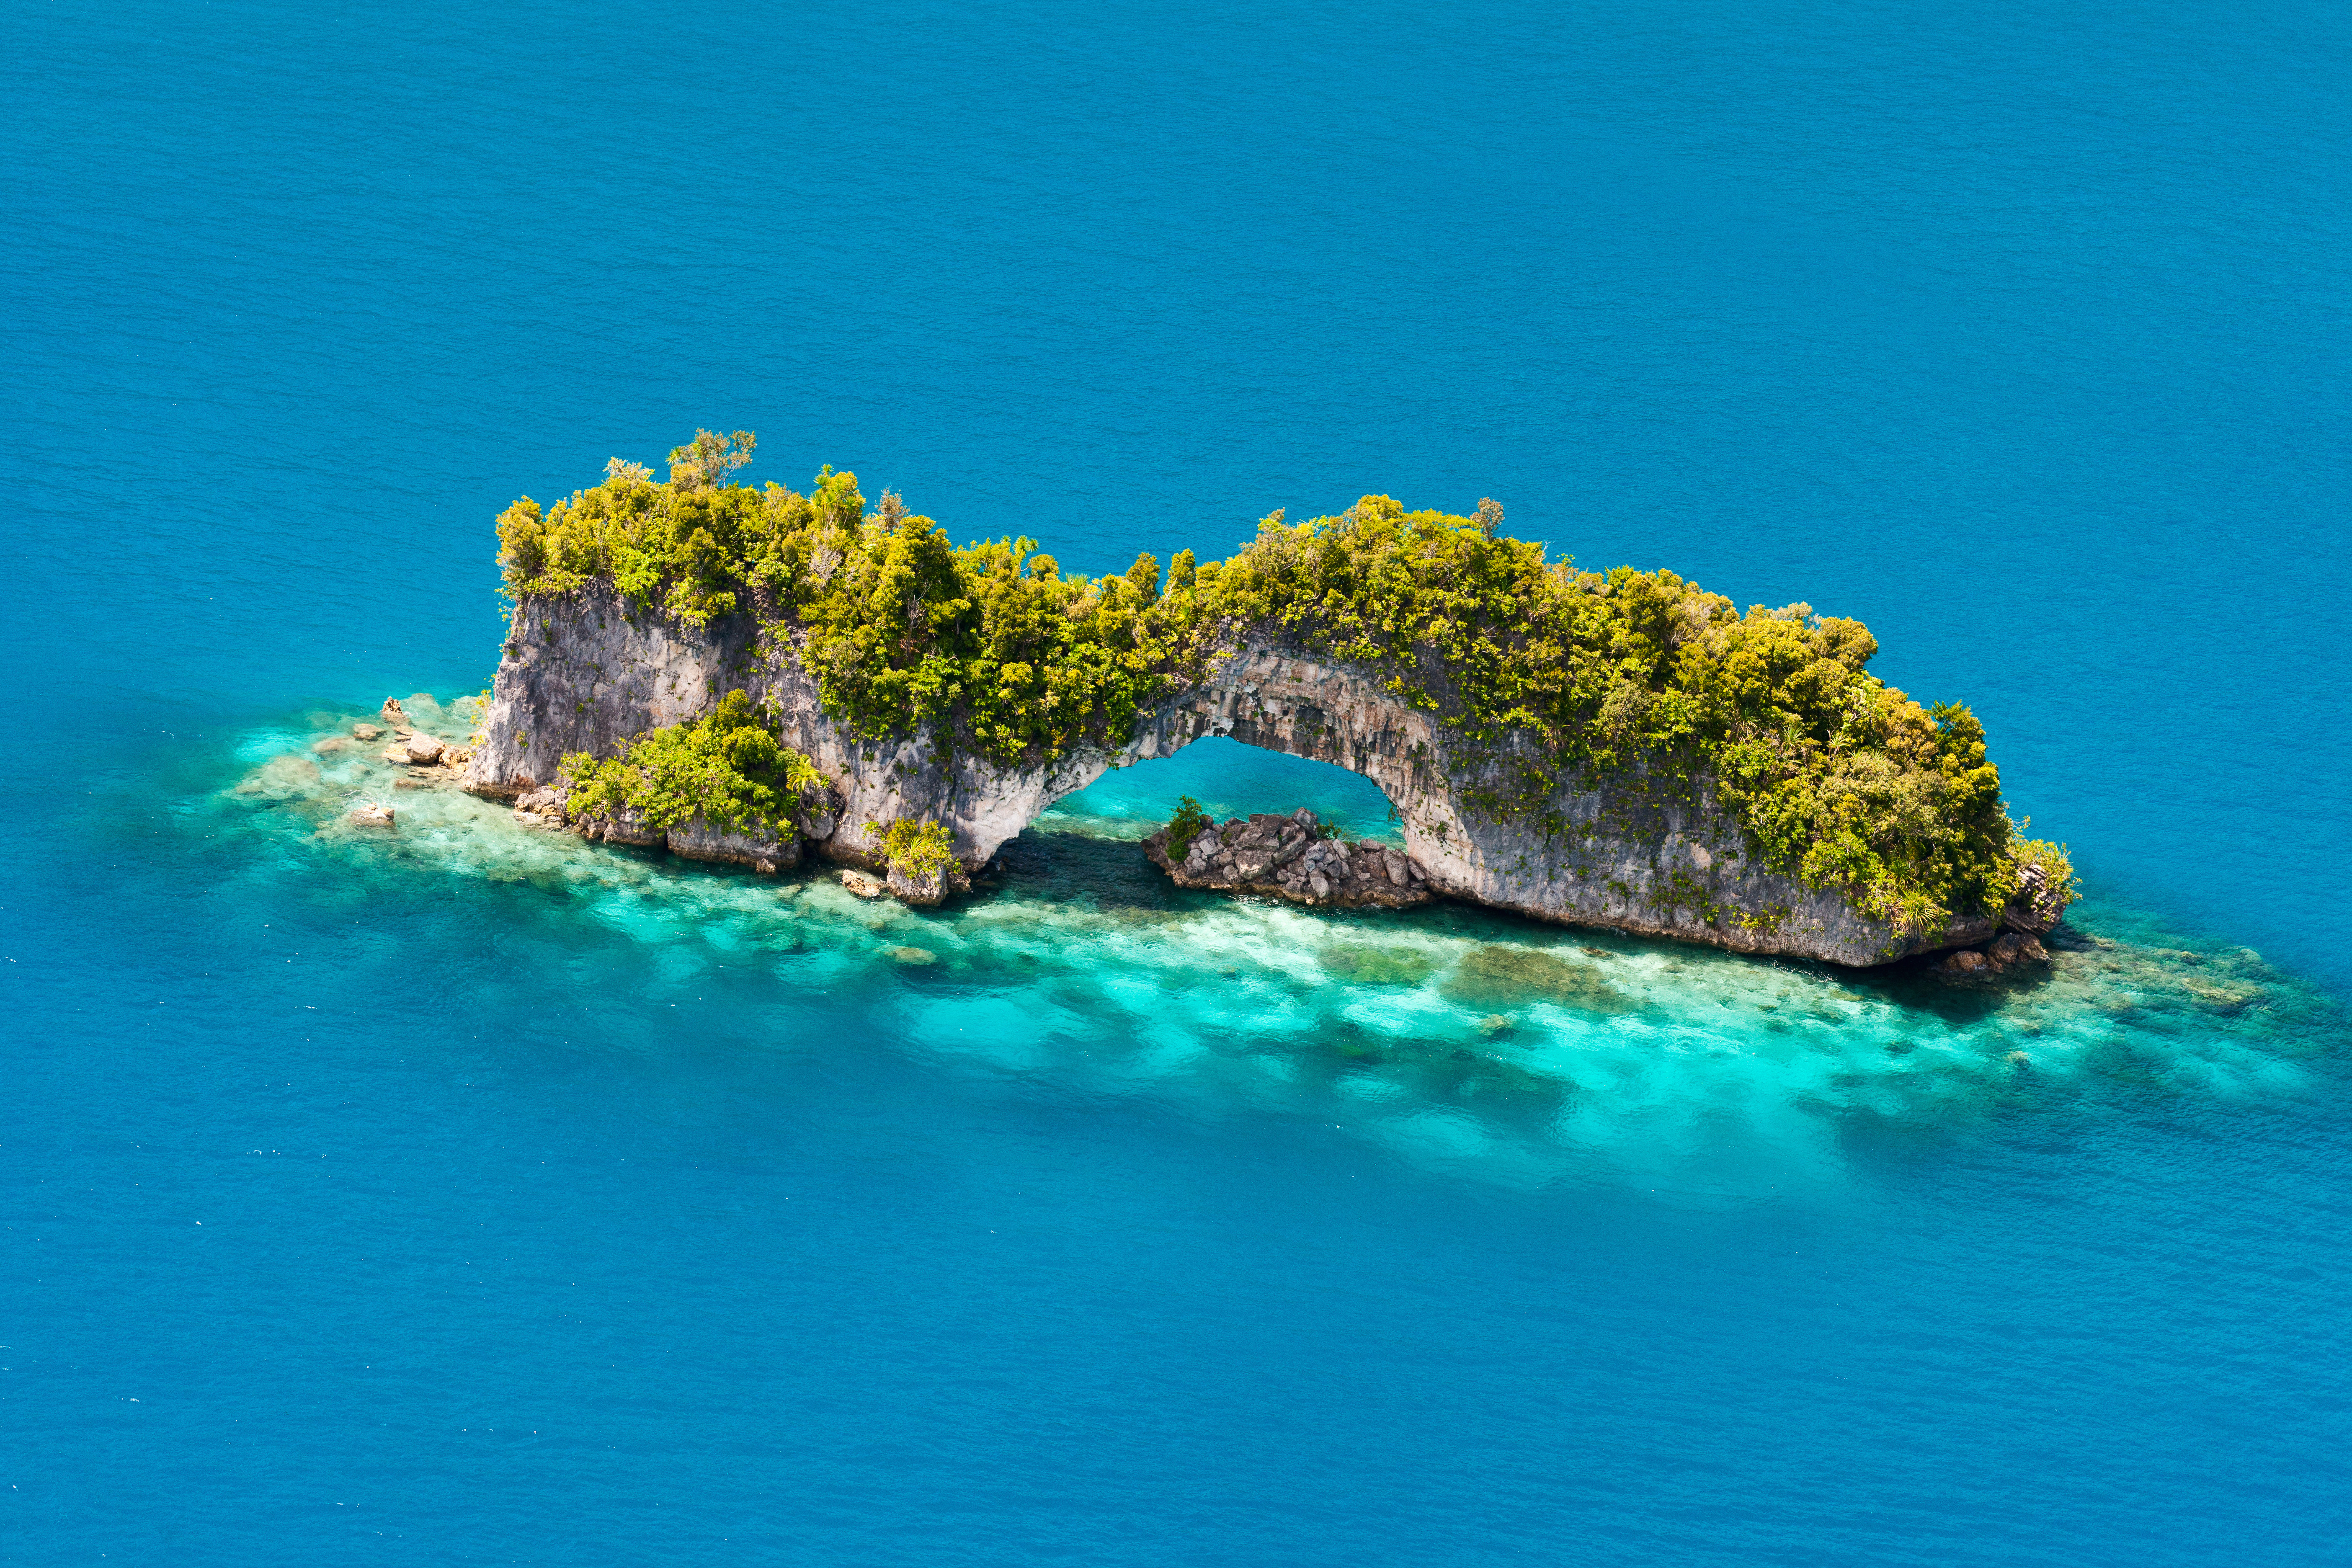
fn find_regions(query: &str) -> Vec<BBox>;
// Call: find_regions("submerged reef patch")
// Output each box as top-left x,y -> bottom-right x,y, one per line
1439,946 -> 1635,1015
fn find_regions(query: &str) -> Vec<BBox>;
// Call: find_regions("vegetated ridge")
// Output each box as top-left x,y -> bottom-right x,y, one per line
487,430 -> 2076,952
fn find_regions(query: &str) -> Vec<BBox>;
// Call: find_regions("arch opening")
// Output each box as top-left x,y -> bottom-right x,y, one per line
1047,736 -> 1407,847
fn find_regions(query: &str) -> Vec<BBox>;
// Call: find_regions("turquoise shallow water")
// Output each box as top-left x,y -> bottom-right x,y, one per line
195,717 -> 2343,1197
6,1 -> 2352,1563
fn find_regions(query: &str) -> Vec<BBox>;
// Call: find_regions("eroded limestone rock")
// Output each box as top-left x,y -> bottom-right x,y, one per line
500,769 -> 838,876
574,807 -> 664,847
2005,864 -> 2068,933
460,586 -> 2051,964
350,802 -> 396,829
510,786 -> 565,828
666,812 -> 802,874
885,863 -> 948,906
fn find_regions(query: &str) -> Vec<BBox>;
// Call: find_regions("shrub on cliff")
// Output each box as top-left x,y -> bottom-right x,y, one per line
871,818 -> 956,880
561,690 -> 826,836
498,451 -> 1207,760
1165,797 -> 1213,863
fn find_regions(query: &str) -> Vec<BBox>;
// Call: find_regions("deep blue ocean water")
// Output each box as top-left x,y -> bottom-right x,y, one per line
6,2 -> 2350,1563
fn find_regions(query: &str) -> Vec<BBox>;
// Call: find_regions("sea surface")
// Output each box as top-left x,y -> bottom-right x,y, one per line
5,2 -> 2349,1563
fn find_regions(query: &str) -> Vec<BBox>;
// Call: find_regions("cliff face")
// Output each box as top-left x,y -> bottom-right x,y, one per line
469,588 -> 1989,965
469,587 -> 1115,874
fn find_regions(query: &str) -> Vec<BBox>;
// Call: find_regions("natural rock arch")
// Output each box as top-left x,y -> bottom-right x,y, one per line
469,589 -> 1985,965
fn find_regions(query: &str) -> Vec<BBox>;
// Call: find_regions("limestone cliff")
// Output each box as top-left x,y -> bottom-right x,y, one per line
468,587 -> 2001,965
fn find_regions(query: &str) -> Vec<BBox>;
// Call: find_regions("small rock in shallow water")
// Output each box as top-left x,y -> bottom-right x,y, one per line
887,946 -> 937,965
885,863 -> 953,906
839,870 -> 886,899
350,802 -> 395,828
1988,931 -> 2050,968
402,734 -> 445,764
577,808 -> 663,847
312,735 -> 351,756
1939,949 -> 1991,976
352,722 -> 382,740
394,777 -> 430,791
379,698 -> 407,726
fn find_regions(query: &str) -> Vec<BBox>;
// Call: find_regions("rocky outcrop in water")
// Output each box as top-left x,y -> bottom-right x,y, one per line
1144,808 -> 1433,910
885,861 -> 952,906
500,772 -> 840,874
464,587 -> 2030,965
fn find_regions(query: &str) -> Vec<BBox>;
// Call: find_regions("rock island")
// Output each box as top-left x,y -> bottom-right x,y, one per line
462,430 -> 2075,965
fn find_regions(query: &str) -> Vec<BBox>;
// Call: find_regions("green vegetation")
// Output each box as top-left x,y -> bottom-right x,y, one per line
872,818 -> 956,882
501,432 -> 2079,934
1213,497 -> 2066,933
499,431 -> 1207,761
561,690 -> 825,836
1165,796 -> 1213,862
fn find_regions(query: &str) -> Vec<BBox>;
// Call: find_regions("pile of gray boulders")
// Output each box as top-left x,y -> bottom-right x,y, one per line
1144,807 -> 1432,909
369,699 -> 472,787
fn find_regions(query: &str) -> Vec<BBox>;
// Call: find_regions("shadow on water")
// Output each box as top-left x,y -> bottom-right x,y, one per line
984,824 -> 1191,913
